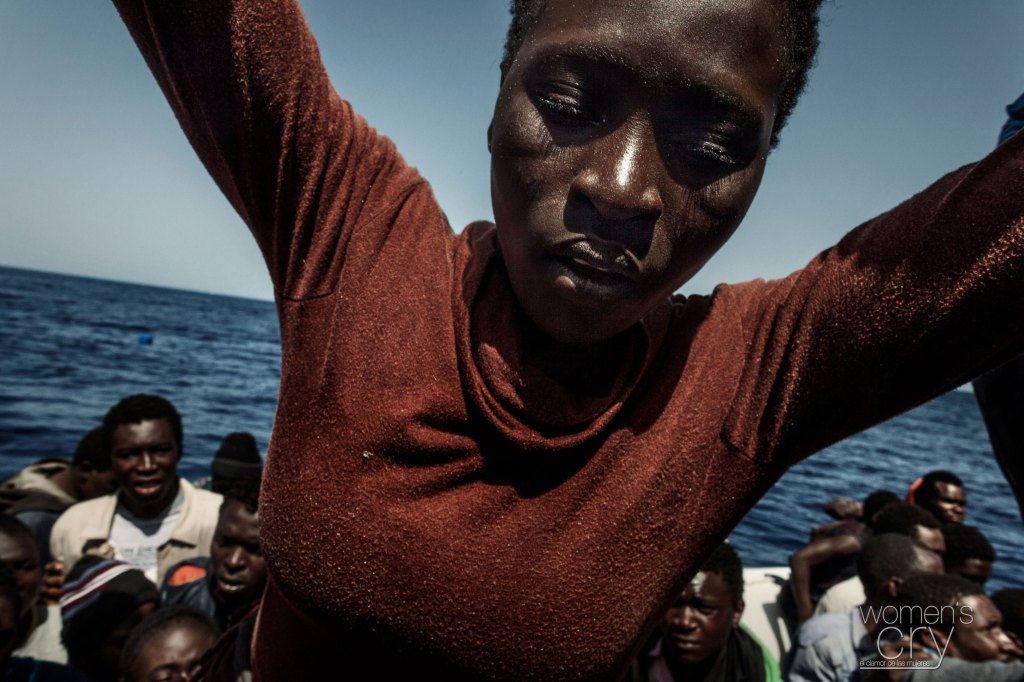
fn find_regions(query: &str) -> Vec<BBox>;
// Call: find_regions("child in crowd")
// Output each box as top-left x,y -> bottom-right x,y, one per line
119,607 -> 219,682
104,0 -> 1024,678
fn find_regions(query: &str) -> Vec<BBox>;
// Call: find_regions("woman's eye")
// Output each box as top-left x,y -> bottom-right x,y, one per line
696,142 -> 741,167
534,92 -> 599,126
674,136 -> 746,172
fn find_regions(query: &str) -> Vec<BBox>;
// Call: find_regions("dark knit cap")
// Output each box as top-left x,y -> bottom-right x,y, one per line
60,556 -> 160,658
211,432 -> 262,493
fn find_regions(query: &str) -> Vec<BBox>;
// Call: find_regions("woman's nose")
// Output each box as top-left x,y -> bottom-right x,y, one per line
572,120 -> 662,223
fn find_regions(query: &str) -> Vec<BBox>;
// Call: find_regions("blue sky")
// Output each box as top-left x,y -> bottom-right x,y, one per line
2,1 -> 1022,300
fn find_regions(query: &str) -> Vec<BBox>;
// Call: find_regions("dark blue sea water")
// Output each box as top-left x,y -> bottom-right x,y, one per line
2,265 -> 1021,592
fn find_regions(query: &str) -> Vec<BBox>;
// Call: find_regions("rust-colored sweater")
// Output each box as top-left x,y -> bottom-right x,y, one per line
112,1 -> 1024,679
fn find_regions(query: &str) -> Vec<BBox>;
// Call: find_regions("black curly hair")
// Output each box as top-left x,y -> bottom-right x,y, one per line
120,606 -> 220,681
499,0 -> 825,149
856,534 -> 936,600
916,470 -> 964,505
992,589 -> 1024,643
872,502 -> 941,537
862,490 -> 900,527
74,426 -> 112,471
221,474 -> 262,516
701,542 -> 744,609
896,573 -> 983,635
941,524 -> 996,566
102,394 -> 183,454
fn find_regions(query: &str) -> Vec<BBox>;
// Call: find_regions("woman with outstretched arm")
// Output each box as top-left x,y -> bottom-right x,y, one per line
109,0 -> 1024,679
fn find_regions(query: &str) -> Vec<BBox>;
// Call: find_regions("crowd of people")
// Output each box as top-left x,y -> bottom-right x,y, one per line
3,394 -> 1024,681
626,470 -> 1024,682
782,475 -> 1024,681
1,394 -> 264,681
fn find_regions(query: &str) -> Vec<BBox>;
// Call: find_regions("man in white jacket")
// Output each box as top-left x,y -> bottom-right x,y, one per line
49,395 -> 221,586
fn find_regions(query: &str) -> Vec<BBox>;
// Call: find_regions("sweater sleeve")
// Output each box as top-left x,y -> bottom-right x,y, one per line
110,0 -> 428,300
720,130 -> 1024,469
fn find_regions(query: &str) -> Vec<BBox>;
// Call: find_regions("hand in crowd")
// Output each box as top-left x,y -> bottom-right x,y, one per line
40,559 -> 64,604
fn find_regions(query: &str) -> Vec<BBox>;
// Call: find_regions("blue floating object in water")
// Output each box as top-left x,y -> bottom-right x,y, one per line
138,334 -> 154,345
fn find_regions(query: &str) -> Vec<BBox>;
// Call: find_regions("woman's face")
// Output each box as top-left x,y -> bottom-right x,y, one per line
490,0 -> 784,343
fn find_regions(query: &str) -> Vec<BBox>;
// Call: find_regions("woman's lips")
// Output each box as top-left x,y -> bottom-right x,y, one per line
549,237 -> 642,298
559,238 -> 640,281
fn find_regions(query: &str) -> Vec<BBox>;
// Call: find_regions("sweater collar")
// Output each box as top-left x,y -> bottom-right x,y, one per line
453,222 -> 670,452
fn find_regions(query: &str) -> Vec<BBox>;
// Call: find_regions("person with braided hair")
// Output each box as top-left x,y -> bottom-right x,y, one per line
100,0 -> 1024,678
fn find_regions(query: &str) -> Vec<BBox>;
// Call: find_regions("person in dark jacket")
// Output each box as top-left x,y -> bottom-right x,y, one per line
160,477 -> 263,630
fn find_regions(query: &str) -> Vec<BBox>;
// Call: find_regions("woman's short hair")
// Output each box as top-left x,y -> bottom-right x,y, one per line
499,0 -> 825,149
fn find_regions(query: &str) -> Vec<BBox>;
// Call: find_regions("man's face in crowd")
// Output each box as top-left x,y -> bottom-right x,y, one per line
210,499 -> 266,608
948,594 -> 1021,662
661,570 -> 740,666
489,0 -> 783,343
110,418 -> 181,517
0,532 -> 41,617
924,482 -> 966,525
126,622 -> 217,682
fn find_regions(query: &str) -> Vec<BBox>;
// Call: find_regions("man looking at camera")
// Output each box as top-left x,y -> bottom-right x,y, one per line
50,395 -> 222,586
